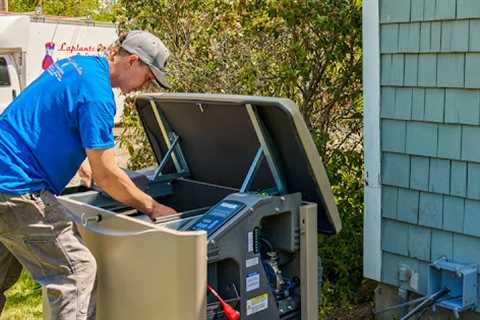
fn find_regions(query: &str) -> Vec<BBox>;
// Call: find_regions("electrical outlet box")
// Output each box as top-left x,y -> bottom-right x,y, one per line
428,258 -> 478,315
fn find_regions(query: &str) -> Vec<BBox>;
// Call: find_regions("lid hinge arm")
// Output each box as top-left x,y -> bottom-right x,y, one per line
150,100 -> 183,171
150,100 -> 190,182
240,147 -> 264,193
244,104 -> 287,195
152,133 -> 180,181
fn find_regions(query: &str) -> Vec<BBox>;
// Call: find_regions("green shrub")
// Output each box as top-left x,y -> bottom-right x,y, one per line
319,149 -> 365,315
115,0 -> 364,315
9,0 -> 115,21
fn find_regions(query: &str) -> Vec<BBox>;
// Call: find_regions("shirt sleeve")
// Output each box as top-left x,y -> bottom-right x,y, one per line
78,101 -> 115,149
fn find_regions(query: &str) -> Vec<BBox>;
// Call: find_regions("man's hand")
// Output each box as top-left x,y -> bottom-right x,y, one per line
149,202 -> 177,220
86,148 -> 176,220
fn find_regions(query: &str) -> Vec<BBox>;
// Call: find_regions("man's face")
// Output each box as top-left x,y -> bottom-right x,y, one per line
113,55 -> 155,93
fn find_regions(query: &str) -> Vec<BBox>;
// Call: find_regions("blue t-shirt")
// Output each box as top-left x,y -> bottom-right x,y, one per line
0,55 -> 116,195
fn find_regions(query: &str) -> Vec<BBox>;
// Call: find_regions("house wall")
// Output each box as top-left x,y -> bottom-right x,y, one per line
374,0 -> 480,311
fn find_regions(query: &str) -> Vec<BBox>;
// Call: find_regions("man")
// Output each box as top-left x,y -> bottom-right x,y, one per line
0,30 -> 175,319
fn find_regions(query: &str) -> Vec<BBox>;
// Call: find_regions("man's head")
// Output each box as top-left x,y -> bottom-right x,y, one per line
109,30 -> 169,93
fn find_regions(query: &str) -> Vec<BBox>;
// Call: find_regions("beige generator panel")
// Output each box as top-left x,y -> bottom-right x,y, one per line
45,94 -> 342,320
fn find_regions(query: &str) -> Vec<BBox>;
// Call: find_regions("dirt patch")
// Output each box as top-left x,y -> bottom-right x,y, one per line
324,303 -> 374,320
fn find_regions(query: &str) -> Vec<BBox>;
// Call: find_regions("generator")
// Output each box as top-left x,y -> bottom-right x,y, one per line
49,94 -> 341,320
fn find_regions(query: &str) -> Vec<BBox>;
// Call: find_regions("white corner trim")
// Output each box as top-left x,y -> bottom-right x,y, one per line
363,0 -> 382,281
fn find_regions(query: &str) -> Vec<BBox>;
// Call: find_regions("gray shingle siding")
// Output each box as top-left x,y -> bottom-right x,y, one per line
379,0 -> 480,301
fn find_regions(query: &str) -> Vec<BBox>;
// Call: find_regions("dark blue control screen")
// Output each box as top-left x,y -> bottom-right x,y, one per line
188,200 -> 245,236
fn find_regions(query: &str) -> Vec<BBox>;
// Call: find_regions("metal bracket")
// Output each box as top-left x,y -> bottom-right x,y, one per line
240,147 -> 264,193
152,132 -> 180,181
244,104 -> 287,194
150,100 -> 190,182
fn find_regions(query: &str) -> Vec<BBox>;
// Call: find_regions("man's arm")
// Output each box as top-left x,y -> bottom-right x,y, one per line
86,148 -> 176,219
78,159 -> 93,187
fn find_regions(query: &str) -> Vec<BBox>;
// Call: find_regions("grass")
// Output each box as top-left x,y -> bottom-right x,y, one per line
1,271 -> 42,320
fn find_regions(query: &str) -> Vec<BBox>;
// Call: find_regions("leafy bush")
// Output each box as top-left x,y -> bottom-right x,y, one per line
9,0 -> 115,21
116,0 -> 362,150
319,149 -> 366,315
115,0 -> 365,314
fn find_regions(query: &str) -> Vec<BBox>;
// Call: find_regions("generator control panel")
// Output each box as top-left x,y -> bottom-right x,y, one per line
187,200 -> 246,236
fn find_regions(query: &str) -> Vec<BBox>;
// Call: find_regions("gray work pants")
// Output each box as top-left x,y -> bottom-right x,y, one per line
0,190 -> 96,319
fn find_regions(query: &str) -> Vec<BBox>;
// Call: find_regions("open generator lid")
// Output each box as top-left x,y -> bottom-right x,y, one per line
134,93 -> 341,234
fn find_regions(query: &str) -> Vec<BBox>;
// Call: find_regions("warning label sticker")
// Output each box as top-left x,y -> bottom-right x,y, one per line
246,272 -> 260,292
247,293 -> 268,316
246,257 -> 259,268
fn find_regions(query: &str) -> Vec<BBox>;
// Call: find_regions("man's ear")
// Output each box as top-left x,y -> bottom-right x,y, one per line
128,55 -> 140,66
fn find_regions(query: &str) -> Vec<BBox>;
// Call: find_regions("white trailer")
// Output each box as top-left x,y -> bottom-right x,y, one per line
0,13 -> 124,122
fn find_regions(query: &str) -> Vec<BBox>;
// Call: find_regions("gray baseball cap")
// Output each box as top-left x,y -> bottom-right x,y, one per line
121,30 -> 170,89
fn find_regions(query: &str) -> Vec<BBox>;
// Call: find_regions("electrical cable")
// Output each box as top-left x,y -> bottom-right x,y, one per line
376,292 -> 462,319
207,284 -> 240,320
400,287 -> 450,320
416,306 -> 429,320
374,296 -> 429,315
260,237 -> 274,251
415,295 -> 462,320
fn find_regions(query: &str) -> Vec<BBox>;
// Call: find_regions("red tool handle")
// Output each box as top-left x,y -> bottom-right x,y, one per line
208,284 -> 240,320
